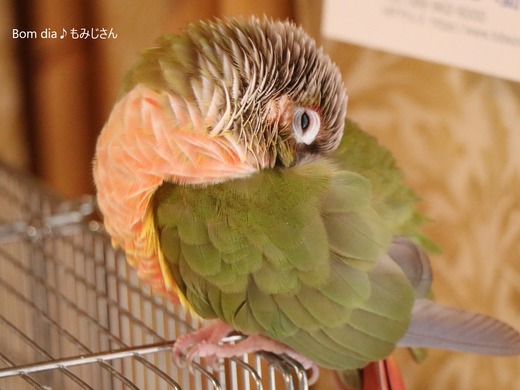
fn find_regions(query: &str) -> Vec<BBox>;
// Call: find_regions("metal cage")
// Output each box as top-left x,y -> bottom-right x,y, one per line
0,161 -> 309,390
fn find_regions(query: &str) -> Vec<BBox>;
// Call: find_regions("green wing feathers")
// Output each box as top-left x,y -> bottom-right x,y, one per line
337,120 -> 431,246
153,123 -> 420,369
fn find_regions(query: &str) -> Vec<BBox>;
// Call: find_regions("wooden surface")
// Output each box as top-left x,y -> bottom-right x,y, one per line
0,0 -> 28,169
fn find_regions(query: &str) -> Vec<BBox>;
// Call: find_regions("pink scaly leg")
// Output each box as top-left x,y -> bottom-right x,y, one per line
172,319 -> 320,384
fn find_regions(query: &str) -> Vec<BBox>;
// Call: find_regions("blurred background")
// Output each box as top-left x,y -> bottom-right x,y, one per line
1,0 -> 520,388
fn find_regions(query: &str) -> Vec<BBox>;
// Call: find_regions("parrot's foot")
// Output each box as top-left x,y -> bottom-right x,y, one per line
172,320 -> 320,384
172,320 -> 233,367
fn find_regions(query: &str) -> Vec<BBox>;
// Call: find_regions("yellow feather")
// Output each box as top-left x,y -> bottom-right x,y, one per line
143,205 -> 196,313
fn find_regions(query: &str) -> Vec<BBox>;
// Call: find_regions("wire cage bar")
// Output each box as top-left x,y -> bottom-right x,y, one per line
0,161 -> 309,390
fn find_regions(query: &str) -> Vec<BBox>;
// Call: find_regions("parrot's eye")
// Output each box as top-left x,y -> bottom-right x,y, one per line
292,108 -> 320,145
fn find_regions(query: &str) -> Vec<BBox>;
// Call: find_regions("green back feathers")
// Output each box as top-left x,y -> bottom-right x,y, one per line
153,122 -> 421,368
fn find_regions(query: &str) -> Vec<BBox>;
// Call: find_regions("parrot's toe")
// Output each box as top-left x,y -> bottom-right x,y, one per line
171,320 -> 320,384
186,341 -> 221,370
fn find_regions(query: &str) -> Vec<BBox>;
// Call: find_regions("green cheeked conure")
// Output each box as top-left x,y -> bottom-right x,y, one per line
93,17 -> 520,384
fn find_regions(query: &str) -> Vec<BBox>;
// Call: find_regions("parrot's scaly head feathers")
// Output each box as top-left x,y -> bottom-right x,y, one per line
121,16 -> 348,168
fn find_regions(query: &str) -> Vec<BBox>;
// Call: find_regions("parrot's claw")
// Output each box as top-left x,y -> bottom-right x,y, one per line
172,320 -> 320,384
186,341 -> 222,370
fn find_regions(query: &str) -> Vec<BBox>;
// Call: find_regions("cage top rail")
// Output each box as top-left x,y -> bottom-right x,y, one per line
0,336 -> 309,387
0,340 -> 174,378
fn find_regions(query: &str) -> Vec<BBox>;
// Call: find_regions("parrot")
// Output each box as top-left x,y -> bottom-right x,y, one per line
93,16 -> 520,385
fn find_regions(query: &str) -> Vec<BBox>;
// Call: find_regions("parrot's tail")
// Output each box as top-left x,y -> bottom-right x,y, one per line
398,298 -> 520,356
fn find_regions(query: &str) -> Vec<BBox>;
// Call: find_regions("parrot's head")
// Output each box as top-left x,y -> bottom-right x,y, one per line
121,16 -> 348,169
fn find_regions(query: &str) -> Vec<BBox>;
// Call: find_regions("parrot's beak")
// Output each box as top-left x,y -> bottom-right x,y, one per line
274,134 -> 296,168
263,95 -> 297,168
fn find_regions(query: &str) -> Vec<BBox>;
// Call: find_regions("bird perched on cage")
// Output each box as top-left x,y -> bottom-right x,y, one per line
93,16 -> 520,387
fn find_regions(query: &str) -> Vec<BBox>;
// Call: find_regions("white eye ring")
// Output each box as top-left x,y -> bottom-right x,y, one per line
292,107 -> 320,145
